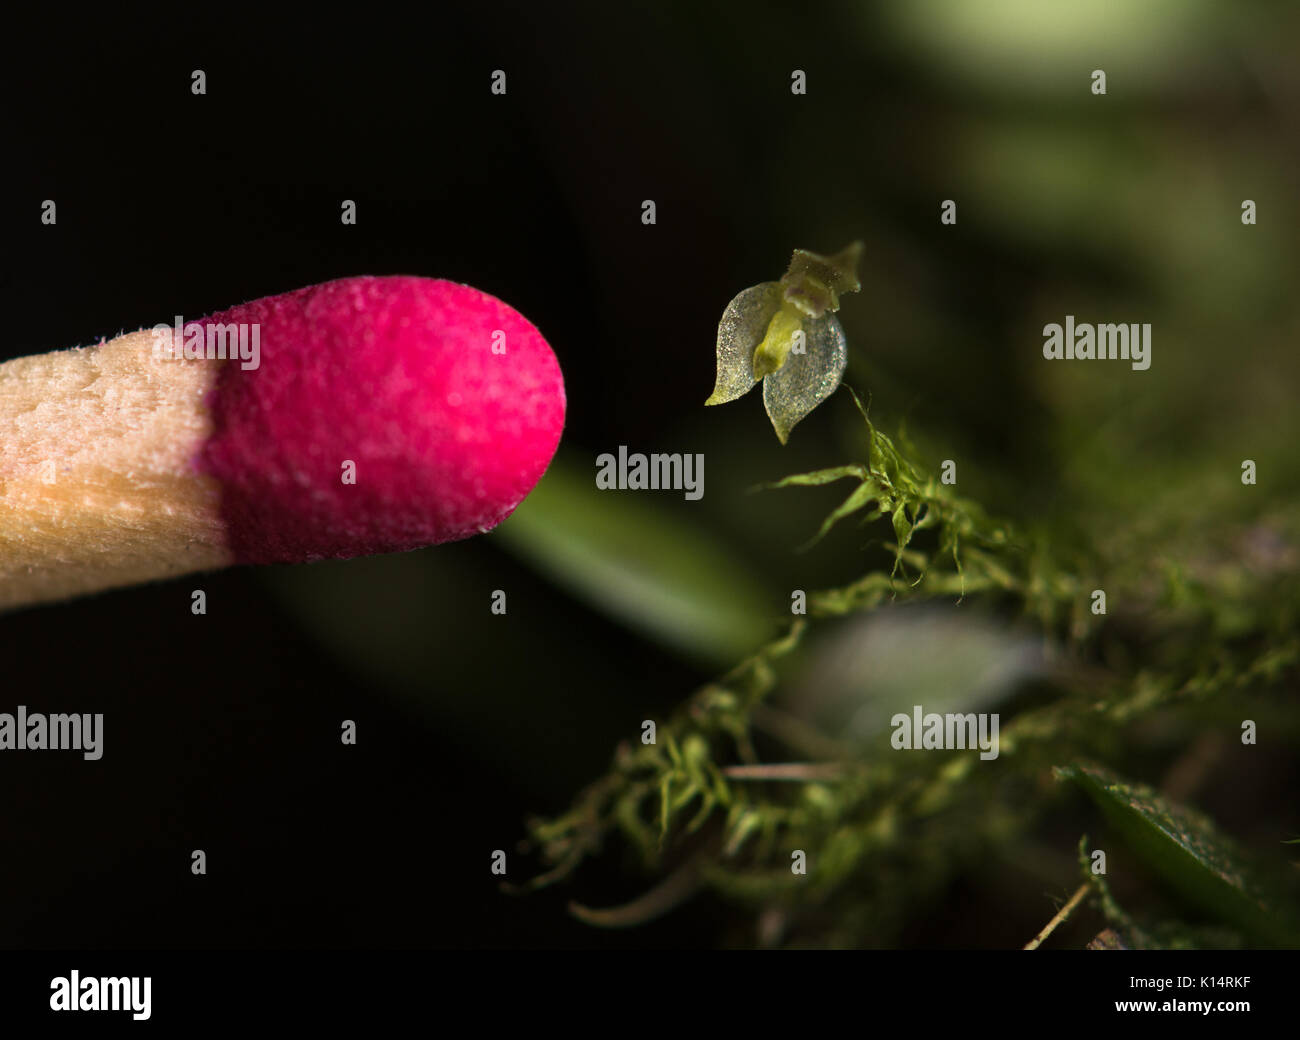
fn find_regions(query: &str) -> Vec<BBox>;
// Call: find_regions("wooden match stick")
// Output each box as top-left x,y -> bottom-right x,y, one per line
0,277 -> 565,611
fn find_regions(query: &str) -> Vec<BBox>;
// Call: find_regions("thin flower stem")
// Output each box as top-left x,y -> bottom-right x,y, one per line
1024,882 -> 1090,950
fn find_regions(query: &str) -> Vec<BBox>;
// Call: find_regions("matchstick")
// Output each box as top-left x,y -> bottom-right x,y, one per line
0,276 -> 565,611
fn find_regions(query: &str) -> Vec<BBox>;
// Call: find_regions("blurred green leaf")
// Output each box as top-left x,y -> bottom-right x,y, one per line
1056,763 -> 1299,946
494,451 -> 774,667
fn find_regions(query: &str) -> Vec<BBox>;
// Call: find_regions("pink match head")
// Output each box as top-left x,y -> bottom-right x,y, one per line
194,276 -> 565,564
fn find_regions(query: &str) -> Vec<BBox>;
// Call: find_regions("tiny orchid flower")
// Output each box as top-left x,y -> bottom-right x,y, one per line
706,241 -> 863,443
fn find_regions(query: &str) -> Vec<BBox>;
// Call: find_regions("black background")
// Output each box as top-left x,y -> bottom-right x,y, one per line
1,6 -> 743,949
2,4 -> 1297,957
0,5 -> 873,950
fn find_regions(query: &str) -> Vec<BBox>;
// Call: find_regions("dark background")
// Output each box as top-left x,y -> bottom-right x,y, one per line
1,4 -> 1297,948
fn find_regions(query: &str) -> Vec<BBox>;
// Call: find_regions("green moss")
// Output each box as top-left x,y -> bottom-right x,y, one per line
515,388 -> 1300,947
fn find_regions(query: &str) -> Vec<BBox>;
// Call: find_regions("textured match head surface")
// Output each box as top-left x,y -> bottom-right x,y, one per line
196,276 -> 565,564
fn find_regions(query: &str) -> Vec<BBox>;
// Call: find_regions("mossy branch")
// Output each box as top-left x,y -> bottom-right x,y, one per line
514,389 -> 1300,946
